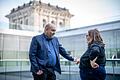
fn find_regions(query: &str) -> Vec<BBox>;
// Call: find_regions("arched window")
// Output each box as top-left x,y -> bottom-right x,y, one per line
59,22 -> 63,27
43,19 -> 46,28
20,21 -> 23,24
25,19 -> 28,25
51,20 -> 55,24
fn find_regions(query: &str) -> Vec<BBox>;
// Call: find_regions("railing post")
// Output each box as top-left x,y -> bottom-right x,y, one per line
68,61 -> 70,80
112,55 -> 115,79
20,61 -> 22,80
112,60 -> 115,79
5,61 -> 7,80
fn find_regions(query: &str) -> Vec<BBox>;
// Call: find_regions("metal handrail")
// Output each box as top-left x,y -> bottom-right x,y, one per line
0,58 -> 120,61
0,59 -> 29,61
106,59 -> 120,61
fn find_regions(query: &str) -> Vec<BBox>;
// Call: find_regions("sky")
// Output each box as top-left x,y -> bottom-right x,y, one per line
0,0 -> 120,29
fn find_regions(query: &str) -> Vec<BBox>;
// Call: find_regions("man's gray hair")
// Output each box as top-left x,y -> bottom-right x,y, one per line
44,23 -> 55,30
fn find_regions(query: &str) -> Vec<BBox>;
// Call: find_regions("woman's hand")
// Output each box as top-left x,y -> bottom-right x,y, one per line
37,70 -> 43,75
90,57 -> 99,68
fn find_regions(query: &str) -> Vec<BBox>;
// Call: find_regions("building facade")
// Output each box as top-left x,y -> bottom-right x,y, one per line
5,0 -> 73,31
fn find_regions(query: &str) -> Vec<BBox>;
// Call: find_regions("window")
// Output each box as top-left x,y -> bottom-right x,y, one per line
20,21 -> 23,24
51,20 -> 55,24
59,22 -> 63,27
43,19 -> 46,28
25,19 -> 28,25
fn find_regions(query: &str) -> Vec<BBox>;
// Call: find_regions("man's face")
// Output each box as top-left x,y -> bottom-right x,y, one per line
46,27 -> 56,38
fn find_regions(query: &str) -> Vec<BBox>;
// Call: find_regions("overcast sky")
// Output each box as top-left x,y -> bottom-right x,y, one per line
0,0 -> 120,28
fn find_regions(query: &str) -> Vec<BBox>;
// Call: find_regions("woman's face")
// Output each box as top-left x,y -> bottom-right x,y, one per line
86,34 -> 91,44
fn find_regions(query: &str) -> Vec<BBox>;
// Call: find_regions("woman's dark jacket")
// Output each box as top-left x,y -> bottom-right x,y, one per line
79,42 -> 106,69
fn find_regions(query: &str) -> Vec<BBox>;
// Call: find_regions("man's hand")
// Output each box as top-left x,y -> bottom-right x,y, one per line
37,70 -> 43,75
74,58 -> 80,64
90,57 -> 99,68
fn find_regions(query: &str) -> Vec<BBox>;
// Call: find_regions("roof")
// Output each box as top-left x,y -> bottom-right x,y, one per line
6,0 -> 72,17
56,20 -> 120,37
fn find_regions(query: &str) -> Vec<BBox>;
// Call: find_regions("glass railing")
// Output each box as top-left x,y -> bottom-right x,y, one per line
57,59 -> 120,80
0,59 -> 30,73
0,59 -> 119,80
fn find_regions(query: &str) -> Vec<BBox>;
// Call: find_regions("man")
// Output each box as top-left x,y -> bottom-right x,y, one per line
29,23 -> 77,80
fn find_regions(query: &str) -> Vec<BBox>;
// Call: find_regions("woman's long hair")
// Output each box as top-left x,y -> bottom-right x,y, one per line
87,29 -> 105,46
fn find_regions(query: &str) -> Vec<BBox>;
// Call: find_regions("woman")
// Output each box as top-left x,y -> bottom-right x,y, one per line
79,29 -> 106,80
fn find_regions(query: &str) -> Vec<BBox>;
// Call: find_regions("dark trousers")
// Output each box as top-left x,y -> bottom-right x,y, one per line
32,68 -> 56,80
80,66 -> 106,80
